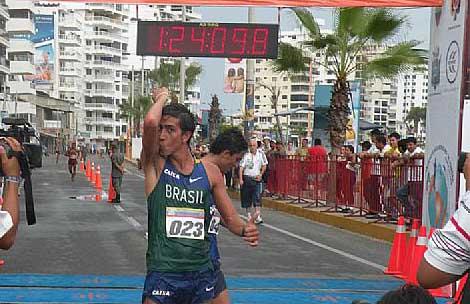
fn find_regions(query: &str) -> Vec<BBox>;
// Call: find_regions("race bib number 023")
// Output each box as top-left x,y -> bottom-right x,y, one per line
166,207 -> 205,240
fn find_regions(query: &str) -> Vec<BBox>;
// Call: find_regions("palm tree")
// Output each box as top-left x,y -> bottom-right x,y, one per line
406,106 -> 427,137
119,95 -> 152,137
277,8 -> 426,152
149,60 -> 202,103
208,94 -> 222,142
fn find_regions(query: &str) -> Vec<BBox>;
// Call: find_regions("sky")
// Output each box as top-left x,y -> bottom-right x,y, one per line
193,7 -> 432,115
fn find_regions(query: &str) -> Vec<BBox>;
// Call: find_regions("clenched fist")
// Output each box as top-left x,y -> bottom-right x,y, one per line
152,87 -> 169,104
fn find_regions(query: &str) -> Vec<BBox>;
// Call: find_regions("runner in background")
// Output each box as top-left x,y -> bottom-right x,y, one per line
66,143 -> 78,181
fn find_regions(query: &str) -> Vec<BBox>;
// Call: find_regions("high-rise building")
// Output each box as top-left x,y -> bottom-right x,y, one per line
0,0 -> 9,106
6,0 -> 36,122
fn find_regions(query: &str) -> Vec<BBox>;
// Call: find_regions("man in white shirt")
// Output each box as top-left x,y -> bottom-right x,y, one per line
239,139 -> 267,224
394,137 -> 424,219
417,153 -> 470,289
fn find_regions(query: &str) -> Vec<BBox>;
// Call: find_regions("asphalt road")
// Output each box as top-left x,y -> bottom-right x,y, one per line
0,154 -> 421,303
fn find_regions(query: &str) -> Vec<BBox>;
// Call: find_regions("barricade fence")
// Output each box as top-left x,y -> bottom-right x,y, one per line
266,155 -> 424,222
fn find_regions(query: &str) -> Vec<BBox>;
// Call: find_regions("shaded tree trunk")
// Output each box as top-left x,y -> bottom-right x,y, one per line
328,78 -> 350,153
272,96 -> 283,144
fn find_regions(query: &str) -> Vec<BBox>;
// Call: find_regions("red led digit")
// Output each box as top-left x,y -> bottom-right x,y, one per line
159,26 -> 165,51
231,28 -> 248,55
169,26 -> 185,53
210,27 -> 227,54
191,27 -> 205,52
251,28 -> 269,55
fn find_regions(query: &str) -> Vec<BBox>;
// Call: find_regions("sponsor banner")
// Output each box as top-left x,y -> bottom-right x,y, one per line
423,0 -> 466,228
24,15 -> 55,90
224,59 -> 246,94
51,0 -> 442,7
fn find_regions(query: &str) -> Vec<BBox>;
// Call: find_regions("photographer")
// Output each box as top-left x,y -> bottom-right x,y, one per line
417,153 -> 470,289
0,137 -> 22,250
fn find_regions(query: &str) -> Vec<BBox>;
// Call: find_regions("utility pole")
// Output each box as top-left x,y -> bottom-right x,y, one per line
179,6 -> 186,105
244,7 -> 255,139
131,65 -> 135,138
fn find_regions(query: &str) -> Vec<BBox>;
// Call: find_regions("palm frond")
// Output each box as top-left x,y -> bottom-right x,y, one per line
362,41 -> 426,79
272,42 -> 308,74
362,9 -> 406,43
336,8 -> 367,38
185,63 -> 203,88
313,34 -> 338,50
291,8 -> 320,38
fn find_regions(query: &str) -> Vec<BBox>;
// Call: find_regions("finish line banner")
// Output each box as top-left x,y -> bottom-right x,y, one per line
51,0 -> 441,7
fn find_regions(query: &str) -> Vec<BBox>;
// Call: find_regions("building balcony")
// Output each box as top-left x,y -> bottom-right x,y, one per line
44,120 -> 62,129
0,4 -> 8,20
86,60 -> 127,70
58,34 -> 81,45
85,15 -> 127,29
86,73 -> 114,83
0,56 -> 9,74
59,51 -> 81,61
88,31 -> 125,42
58,16 -> 81,30
86,3 -> 129,15
8,80 -> 35,95
6,18 -> 34,34
0,29 -> 8,48
89,45 -> 121,56
5,0 -> 34,10
9,39 -> 34,54
59,67 -> 80,77
59,82 -> 81,92
94,131 -> 115,139
84,88 -> 116,98
10,61 -> 34,75
85,117 -> 116,126
84,102 -> 118,111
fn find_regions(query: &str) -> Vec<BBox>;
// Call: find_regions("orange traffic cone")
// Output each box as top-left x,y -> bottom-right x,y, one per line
427,228 -> 453,298
86,159 -> 91,176
384,216 -> 408,276
107,175 -> 116,203
398,219 -> 420,279
79,160 -> 84,172
91,164 -> 97,185
89,162 -> 95,182
406,225 -> 428,285
95,165 -> 102,190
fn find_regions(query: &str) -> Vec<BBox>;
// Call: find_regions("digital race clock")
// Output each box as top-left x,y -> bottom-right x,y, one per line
137,21 -> 279,59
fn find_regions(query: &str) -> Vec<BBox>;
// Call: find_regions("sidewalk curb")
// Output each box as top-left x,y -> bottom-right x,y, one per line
228,190 -> 395,243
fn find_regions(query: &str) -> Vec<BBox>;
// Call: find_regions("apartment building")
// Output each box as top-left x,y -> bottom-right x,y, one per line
0,0 -> 8,105
395,66 -> 428,140
6,0 -> 36,122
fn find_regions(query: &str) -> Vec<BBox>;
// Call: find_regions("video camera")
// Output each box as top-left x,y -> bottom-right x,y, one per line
0,117 -> 42,225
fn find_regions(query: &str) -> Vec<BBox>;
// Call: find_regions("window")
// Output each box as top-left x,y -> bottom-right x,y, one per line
102,113 -> 112,118
86,40 -> 92,46
86,125 -> 92,131
272,77 -> 277,81
86,111 -> 92,117
256,59 -> 262,63
86,55 -> 92,61
86,83 -> 92,89
86,69 -> 92,75
282,95 -> 287,99
122,125 -> 127,133
115,85 -> 120,91
255,95 -> 260,99
116,126 -> 120,136
283,77 -> 288,81
255,68 -> 261,72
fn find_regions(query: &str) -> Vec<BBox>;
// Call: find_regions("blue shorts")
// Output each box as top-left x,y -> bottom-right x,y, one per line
142,269 -> 216,304
213,262 -> 227,298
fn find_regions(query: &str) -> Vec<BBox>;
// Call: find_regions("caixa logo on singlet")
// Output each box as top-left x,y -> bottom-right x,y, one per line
152,290 -> 170,296
164,168 -> 180,179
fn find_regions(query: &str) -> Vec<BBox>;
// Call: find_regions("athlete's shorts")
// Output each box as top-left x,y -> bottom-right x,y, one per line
213,264 -> 227,298
142,269 -> 216,304
68,159 -> 77,166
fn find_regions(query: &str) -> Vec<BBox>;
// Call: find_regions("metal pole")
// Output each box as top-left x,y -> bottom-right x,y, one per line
179,6 -> 186,104
14,92 -> 17,117
131,66 -> 134,138
244,7 -> 255,139
141,57 -> 145,96
307,59 -> 312,140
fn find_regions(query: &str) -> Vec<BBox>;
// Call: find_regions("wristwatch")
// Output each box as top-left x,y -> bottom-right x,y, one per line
4,176 -> 21,183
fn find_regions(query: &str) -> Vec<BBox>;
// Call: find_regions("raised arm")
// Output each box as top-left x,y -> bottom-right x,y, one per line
142,87 -> 168,195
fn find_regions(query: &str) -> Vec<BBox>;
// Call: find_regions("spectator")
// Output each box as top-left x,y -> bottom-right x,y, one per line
262,136 -> 271,153
364,135 -> 388,218
296,138 -> 309,158
239,139 -> 268,224
308,138 -> 328,188
377,284 -> 437,304
337,145 -> 356,211
417,153 -> 470,290
384,132 -> 402,158
276,142 -> 286,156
0,138 -> 22,250
368,129 -> 384,152
110,144 -> 124,204
286,142 -> 295,156
394,137 -> 424,220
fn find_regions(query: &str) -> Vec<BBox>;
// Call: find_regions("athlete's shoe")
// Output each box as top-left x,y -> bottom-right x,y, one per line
254,215 -> 263,224
247,212 -> 252,221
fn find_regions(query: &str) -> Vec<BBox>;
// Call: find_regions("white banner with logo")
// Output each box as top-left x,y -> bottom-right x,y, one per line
423,0 -> 466,229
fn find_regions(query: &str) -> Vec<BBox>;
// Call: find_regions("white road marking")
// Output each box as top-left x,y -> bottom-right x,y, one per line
114,205 -> 125,212
240,215 -> 386,271
126,216 -> 142,229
